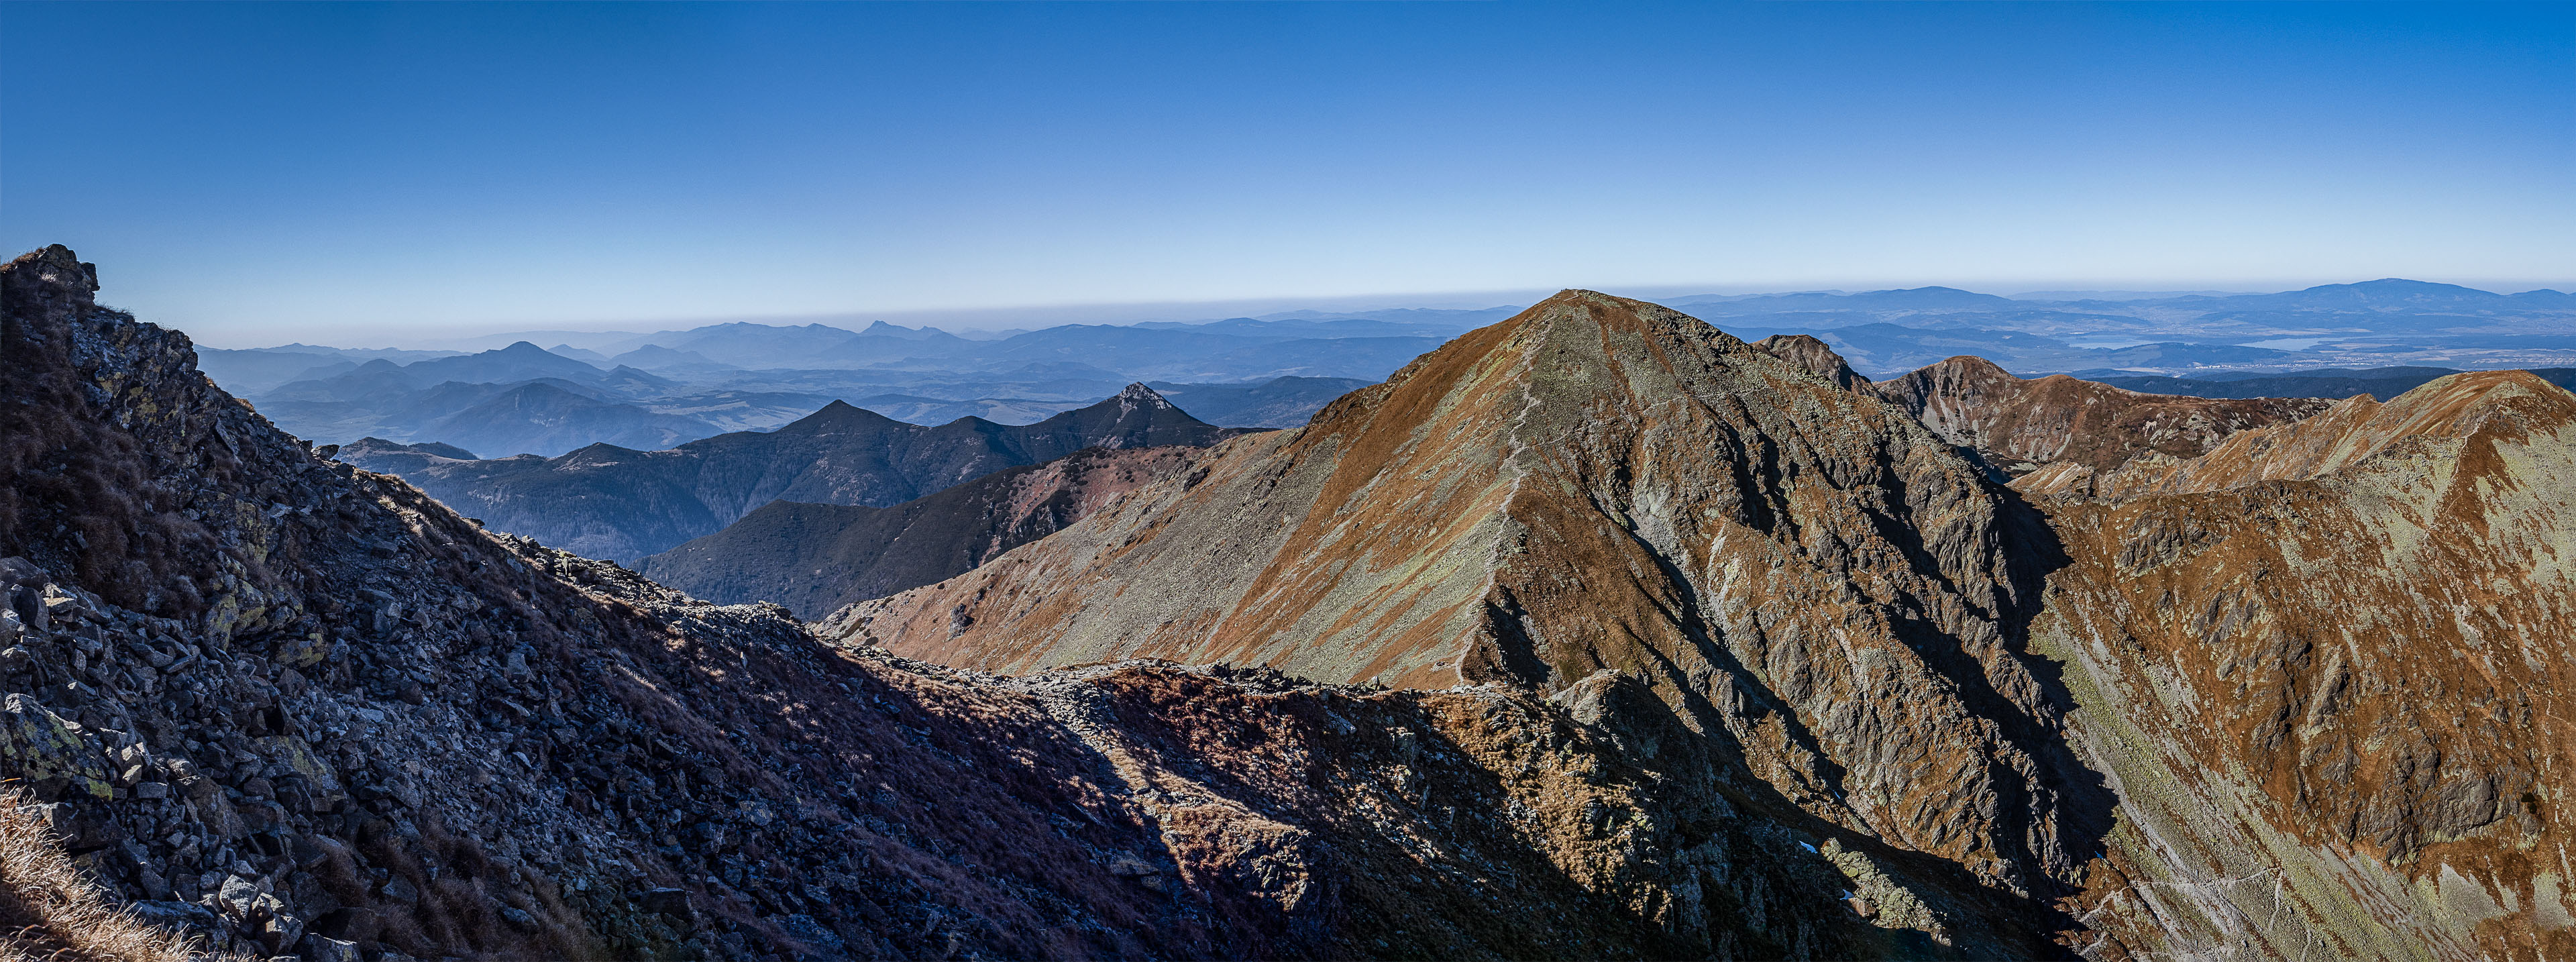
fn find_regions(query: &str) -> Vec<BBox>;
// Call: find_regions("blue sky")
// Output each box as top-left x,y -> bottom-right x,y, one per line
3,1 -> 2569,343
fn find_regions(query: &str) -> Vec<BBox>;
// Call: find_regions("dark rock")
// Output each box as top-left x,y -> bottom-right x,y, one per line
640,887 -> 696,924
378,875 -> 418,904
128,898 -> 223,932
297,933 -> 363,962
310,906 -> 382,943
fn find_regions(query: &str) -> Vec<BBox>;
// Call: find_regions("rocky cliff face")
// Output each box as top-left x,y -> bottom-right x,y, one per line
338,384 -> 1241,562
636,445 -> 1207,619
2,248 -> 2013,959
835,290 -> 2576,958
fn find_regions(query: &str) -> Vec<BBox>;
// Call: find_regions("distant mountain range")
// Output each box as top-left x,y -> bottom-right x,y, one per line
1654,278 -> 2576,377
2086,365 -> 2576,402
337,384 -> 1243,561
202,278 -> 2575,463
209,311 -> 1471,458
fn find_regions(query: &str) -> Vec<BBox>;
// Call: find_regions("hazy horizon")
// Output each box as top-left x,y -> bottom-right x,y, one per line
5,1 -> 2568,346
146,275 -> 2568,351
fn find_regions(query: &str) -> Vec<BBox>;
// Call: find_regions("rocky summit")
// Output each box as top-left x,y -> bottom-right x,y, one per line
835,289 -> 2576,958
7,246 -> 2576,961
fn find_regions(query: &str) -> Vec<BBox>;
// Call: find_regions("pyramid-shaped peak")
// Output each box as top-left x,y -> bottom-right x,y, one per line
1116,382 -> 1177,409
781,398 -> 898,432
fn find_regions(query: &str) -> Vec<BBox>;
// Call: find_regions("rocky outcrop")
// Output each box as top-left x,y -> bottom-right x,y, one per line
1,248 -> 2010,959
339,382 -> 1242,562
637,445 -> 1207,619
1866,355 -> 2332,483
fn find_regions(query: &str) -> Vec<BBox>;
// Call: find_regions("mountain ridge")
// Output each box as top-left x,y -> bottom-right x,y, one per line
340,382 -> 1242,562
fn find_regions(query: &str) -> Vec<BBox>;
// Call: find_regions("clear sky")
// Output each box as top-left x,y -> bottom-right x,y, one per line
3,1 -> 2570,344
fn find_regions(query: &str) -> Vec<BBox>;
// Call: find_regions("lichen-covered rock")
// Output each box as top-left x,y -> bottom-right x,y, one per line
0,692 -> 116,802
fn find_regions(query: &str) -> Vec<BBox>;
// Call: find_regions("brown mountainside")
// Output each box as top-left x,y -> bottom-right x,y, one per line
834,290 -> 2576,957
1752,333 -> 1870,388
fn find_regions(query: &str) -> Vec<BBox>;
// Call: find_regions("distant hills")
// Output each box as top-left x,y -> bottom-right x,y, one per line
2085,365 -> 2576,402
203,278 -> 2575,462
339,383 -> 1243,562
213,313 -> 1474,458
1653,278 -> 2576,378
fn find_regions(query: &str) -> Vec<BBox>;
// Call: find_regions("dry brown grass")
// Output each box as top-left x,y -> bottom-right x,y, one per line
0,792 -> 205,962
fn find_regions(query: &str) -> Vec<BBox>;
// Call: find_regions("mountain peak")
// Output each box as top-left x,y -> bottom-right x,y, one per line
764,398 -> 904,436
1752,333 -> 1868,388
1116,382 -> 1177,409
